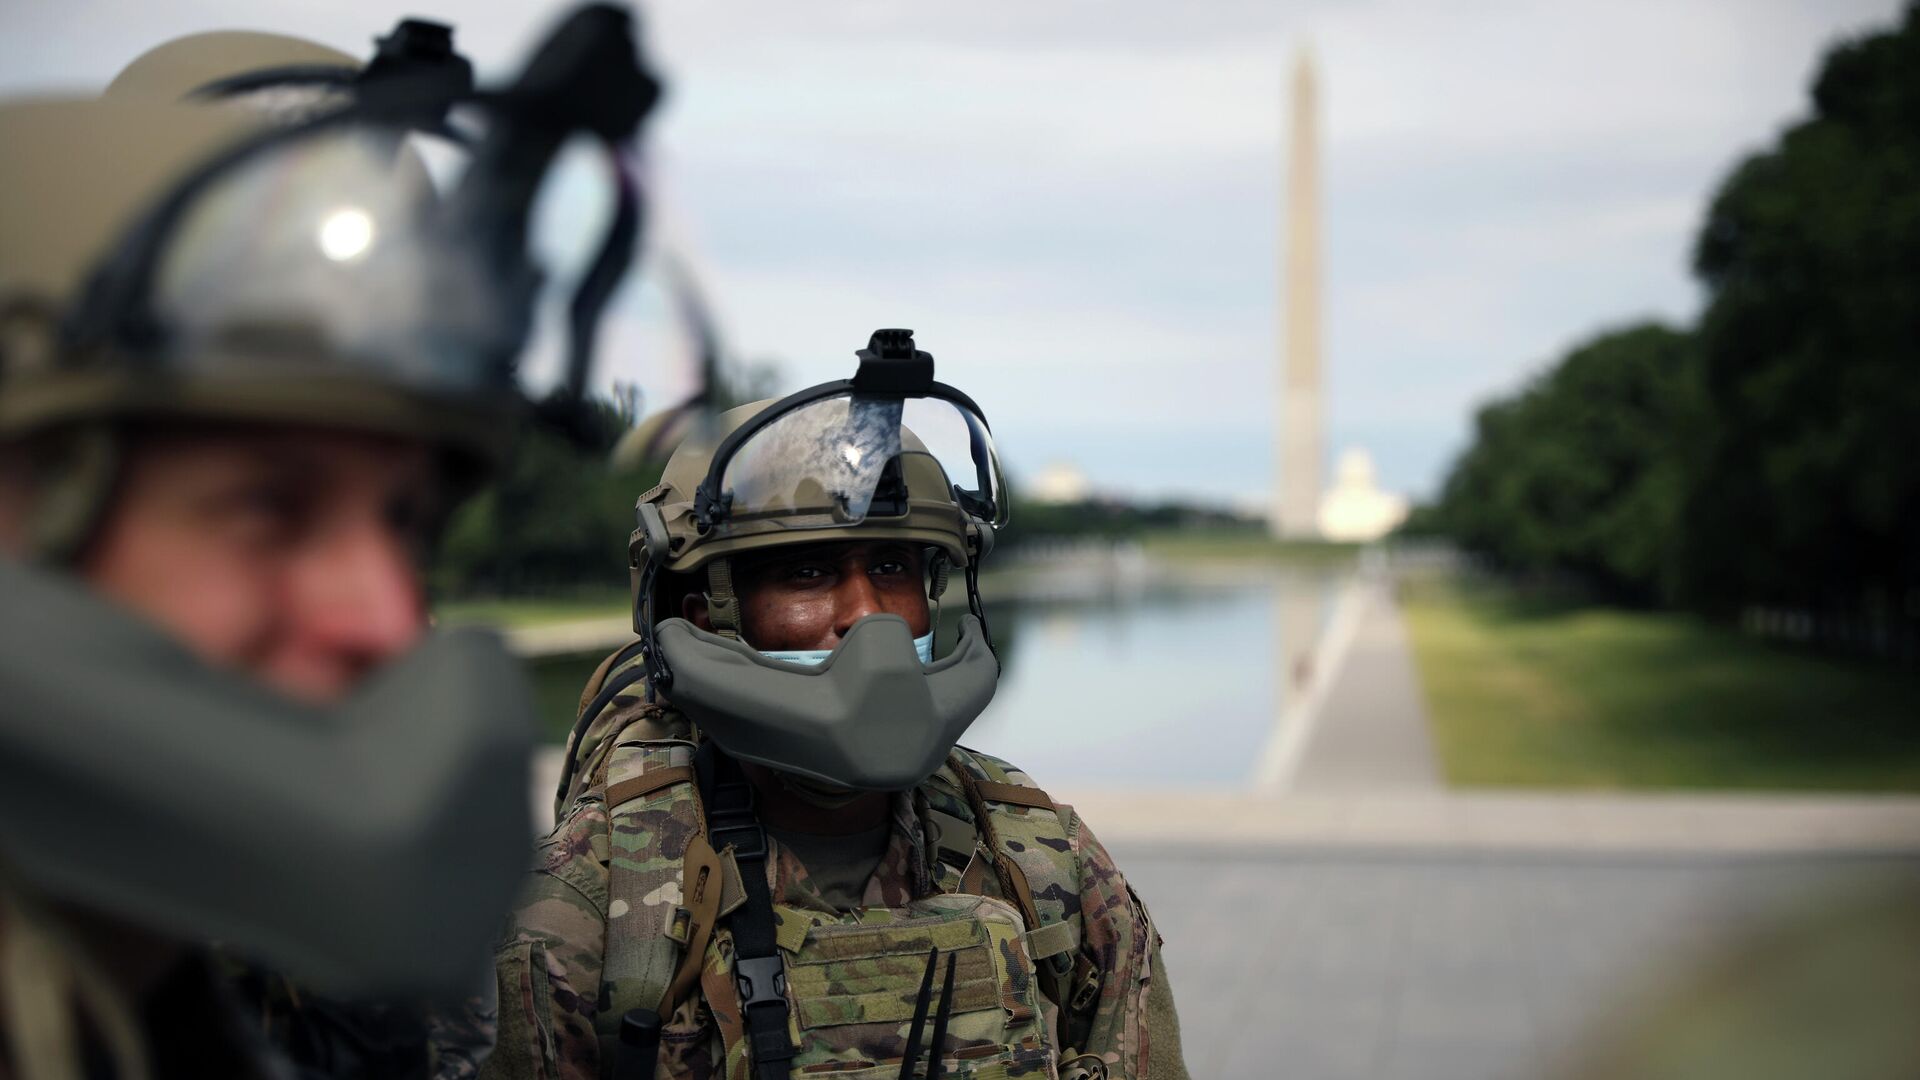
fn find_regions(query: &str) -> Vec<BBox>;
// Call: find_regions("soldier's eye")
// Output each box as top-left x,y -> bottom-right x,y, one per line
384,490 -> 431,540
216,479 -> 309,548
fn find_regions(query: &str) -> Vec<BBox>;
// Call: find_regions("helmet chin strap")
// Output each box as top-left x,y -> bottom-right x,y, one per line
703,556 -> 742,640
23,423 -> 121,566
926,549 -> 950,656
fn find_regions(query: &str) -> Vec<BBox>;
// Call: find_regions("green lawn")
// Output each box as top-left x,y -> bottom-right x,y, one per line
1402,578 -> 1920,792
528,651 -> 613,744
435,591 -> 628,628
434,594 -> 629,742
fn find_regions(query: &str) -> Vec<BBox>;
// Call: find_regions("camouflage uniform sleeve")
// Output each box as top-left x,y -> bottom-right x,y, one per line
480,799 -> 613,1080
1062,811 -> 1187,1080
1143,946 -> 1190,1080
428,984 -> 500,1080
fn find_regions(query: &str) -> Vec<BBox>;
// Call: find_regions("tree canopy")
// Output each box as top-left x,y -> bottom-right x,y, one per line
1430,3 -> 1920,639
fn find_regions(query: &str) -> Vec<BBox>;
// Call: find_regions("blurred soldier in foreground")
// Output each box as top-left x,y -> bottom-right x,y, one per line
487,330 -> 1189,1080
0,6 -> 658,1076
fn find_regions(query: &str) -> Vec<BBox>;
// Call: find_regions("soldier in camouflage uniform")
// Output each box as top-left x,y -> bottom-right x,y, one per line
485,331 -> 1189,1080
0,9 -> 658,1077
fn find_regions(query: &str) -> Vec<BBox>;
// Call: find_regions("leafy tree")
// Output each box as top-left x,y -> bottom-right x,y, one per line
1002,494 -> 1257,543
1438,323 -> 1696,602
434,397 -> 661,598
1680,3 -> 1920,624
433,357 -> 788,600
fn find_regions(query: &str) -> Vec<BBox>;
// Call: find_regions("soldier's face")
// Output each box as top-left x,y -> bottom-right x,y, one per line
82,425 -> 440,703
686,539 -> 931,652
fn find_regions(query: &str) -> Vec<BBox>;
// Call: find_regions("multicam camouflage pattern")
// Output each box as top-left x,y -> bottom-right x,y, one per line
674,891 -> 1060,1080
428,988 -> 502,1080
484,651 -> 1158,1080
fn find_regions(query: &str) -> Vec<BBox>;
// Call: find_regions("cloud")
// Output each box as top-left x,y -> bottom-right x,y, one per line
1,0 -> 1904,503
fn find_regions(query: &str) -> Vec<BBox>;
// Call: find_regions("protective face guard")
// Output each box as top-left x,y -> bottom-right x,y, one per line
57,3 -> 658,441
0,557 -> 533,1001
655,613 -> 1000,792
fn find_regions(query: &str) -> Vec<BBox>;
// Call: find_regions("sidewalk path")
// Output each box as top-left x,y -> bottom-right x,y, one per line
1065,787 -> 1920,1077
1113,840 -> 1920,1080
1286,582 -> 1441,793
500,617 -> 632,660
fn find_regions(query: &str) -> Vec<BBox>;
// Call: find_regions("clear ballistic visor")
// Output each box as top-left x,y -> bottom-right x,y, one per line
147,116 -> 633,405
716,392 -> 1006,530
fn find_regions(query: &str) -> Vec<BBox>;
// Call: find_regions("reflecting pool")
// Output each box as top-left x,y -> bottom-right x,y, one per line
525,558 -> 1351,791
963,564 -> 1346,790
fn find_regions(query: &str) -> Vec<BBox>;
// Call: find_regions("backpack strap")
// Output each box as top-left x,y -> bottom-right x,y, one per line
694,744 -> 796,1080
943,748 -> 1084,1008
555,640 -> 650,816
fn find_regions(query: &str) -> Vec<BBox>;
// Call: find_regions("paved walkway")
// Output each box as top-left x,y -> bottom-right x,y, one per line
501,617 -> 632,660
1282,581 -> 1441,793
1113,839 -> 1920,1080
1052,789 -> 1920,855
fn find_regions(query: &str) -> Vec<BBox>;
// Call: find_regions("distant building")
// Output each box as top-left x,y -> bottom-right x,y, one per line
1317,448 -> 1408,542
1027,461 -> 1093,504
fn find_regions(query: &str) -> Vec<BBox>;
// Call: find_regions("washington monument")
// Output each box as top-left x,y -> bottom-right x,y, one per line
1272,48 -> 1323,538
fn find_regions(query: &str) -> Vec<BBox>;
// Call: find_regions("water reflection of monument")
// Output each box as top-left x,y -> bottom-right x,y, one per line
1276,575 -> 1321,696
1270,48 -> 1407,543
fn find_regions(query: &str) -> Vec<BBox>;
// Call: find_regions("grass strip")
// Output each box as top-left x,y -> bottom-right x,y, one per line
1402,577 -> 1920,792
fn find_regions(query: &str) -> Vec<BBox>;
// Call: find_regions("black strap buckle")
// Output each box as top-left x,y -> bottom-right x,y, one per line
736,955 -> 796,1077
733,954 -> 787,1010
707,815 -> 768,863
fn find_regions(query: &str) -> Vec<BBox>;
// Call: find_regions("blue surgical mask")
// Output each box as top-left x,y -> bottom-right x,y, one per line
761,631 -> 935,668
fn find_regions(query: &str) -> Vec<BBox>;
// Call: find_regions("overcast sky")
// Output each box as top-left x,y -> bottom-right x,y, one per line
1,0 -> 1903,506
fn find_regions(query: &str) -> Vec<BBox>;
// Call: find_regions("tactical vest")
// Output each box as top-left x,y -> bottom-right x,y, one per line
579,707 -> 1093,1079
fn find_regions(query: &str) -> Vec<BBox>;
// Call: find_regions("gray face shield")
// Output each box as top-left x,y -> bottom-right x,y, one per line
653,613 -> 999,792
0,557 -> 532,1001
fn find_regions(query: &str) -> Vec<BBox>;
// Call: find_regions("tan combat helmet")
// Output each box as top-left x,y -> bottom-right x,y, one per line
629,330 -> 1004,643
0,97 -> 504,455
0,14 -> 657,556
105,30 -> 360,102
0,21 -> 494,449
0,25 -> 485,558
633,399 -> 977,625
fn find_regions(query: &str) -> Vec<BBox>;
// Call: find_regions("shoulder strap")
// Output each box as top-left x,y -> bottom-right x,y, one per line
555,639 -> 649,813
944,748 -> 1084,1007
694,744 -> 796,1080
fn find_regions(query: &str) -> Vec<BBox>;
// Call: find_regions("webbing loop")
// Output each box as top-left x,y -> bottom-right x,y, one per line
704,557 -> 742,640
